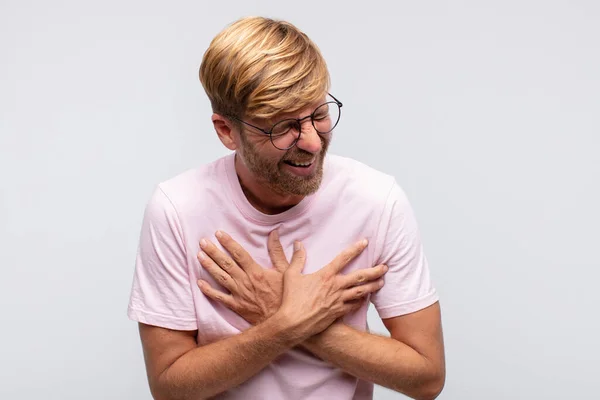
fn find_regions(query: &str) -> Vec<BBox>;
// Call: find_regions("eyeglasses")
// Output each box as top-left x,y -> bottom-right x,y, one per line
229,93 -> 343,150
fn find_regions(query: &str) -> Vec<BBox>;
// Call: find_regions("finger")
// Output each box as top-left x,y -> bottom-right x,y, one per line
200,238 -> 244,279
326,239 -> 369,275
268,229 -> 289,272
342,297 -> 367,314
288,241 -> 306,273
340,264 -> 388,289
197,279 -> 236,309
197,251 -> 237,292
341,279 -> 384,302
215,231 -> 258,273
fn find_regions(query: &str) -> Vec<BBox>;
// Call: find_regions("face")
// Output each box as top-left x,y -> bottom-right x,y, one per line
236,103 -> 332,196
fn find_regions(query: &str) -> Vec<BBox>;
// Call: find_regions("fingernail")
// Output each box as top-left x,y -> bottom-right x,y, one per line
294,241 -> 302,251
197,279 -> 204,288
361,239 -> 368,246
383,265 -> 388,272
215,231 -> 223,239
200,239 -> 207,248
272,229 -> 279,240
379,279 -> 384,287
198,251 -> 206,261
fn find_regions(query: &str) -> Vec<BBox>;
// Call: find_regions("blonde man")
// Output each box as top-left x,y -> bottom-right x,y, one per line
128,16 -> 445,400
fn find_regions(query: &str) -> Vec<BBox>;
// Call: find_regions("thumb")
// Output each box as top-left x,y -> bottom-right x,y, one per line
289,241 -> 306,273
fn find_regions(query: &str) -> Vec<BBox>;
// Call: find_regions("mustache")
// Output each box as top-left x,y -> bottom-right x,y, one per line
282,150 -> 315,163
281,136 -> 329,163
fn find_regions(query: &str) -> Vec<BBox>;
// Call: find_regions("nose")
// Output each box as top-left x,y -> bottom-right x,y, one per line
295,120 -> 322,154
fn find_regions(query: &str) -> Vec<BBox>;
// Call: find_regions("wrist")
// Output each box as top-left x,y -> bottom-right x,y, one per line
304,321 -> 347,349
266,309 -> 312,347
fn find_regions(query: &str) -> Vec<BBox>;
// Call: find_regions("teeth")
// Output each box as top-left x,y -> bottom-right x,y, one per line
289,161 -> 312,167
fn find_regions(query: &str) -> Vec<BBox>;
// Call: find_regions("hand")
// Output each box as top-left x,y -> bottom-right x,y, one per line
276,240 -> 387,338
197,232 -> 387,335
196,230 -> 288,325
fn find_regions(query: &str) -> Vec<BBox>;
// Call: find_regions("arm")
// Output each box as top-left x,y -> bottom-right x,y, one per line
130,189 -> 299,400
139,240 -> 373,400
302,302 -> 445,400
197,181 -> 445,399
139,312 -> 301,400
127,189 -> 366,399
301,182 -> 446,398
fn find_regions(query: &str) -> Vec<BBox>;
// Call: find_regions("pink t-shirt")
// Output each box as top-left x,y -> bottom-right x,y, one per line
127,152 -> 438,399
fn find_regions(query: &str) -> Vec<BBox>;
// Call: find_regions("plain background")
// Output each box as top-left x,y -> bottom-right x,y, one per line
1,0 -> 599,399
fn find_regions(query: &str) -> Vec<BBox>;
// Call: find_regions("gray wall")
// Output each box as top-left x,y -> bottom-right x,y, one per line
1,0 -> 598,399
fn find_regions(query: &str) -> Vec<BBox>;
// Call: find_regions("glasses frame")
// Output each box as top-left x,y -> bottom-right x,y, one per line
229,93 -> 343,150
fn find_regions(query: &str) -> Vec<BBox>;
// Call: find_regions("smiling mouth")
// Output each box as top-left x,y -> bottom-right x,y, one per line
284,160 -> 313,168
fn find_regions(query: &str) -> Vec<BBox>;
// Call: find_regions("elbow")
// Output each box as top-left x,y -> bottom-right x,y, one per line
396,360 -> 445,400
151,387 -> 209,400
413,367 -> 446,400
150,379 -> 179,400
152,390 -> 202,400
150,380 -> 206,400
149,387 -> 178,400
415,382 -> 444,400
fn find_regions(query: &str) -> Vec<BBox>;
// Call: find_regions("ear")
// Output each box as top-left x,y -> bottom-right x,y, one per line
211,113 -> 238,151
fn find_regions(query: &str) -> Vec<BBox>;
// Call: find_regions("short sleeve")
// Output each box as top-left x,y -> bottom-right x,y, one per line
370,181 -> 439,319
127,186 -> 198,330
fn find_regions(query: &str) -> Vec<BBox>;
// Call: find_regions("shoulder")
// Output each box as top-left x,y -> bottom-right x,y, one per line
324,154 -> 398,205
150,155 -> 230,216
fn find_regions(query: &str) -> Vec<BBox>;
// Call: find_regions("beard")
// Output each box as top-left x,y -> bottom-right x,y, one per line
238,133 -> 330,196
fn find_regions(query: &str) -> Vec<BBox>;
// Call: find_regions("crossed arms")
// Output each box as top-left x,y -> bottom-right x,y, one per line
138,231 -> 445,400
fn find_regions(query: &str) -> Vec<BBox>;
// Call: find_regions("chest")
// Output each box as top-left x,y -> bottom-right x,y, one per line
181,203 -> 381,343
186,205 -> 380,276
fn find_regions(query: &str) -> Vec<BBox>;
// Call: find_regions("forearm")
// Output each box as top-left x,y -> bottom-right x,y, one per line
155,313 -> 301,400
302,324 -> 443,400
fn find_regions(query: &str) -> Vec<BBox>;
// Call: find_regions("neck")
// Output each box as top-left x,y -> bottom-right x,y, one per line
234,154 -> 304,215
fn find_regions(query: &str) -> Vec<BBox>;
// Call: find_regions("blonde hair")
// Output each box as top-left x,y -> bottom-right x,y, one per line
199,16 -> 330,121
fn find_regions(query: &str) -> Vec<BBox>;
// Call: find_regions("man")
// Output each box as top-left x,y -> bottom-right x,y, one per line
127,16 -> 445,400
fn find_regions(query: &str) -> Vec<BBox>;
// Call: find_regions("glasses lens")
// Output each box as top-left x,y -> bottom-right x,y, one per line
312,102 -> 341,134
270,119 -> 300,150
